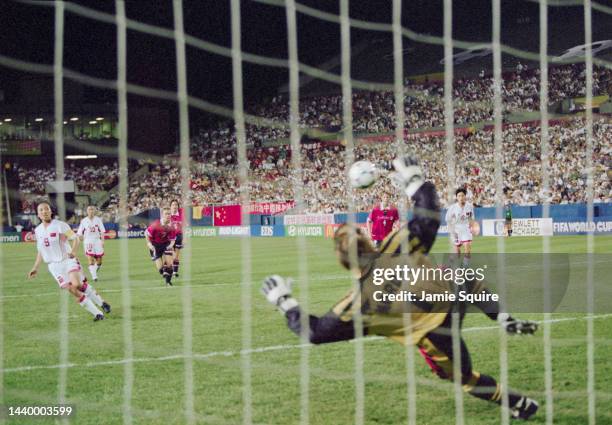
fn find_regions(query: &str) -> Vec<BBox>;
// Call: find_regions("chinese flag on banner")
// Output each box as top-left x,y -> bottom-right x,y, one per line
213,205 -> 242,226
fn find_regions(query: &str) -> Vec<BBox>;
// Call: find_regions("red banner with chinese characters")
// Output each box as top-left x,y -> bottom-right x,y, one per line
248,201 -> 295,215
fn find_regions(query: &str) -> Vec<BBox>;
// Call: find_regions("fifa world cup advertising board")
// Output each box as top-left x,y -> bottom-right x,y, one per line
553,220 -> 612,235
482,218 -> 553,237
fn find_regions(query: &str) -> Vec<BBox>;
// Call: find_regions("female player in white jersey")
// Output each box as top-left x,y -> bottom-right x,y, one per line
28,202 -> 111,321
77,205 -> 106,281
445,188 -> 475,261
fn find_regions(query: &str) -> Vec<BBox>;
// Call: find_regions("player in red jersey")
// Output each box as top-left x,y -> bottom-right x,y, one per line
367,194 -> 400,248
146,207 -> 176,286
169,199 -> 184,278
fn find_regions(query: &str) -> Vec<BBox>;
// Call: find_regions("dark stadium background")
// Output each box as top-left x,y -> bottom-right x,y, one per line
0,0 -> 610,154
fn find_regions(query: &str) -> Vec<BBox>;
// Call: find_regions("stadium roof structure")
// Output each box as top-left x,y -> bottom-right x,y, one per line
279,1 -> 612,96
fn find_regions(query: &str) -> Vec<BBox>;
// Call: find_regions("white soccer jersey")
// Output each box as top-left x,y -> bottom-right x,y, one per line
35,219 -> 75,263
78,216 -> 106,241
445,202 -> 474,230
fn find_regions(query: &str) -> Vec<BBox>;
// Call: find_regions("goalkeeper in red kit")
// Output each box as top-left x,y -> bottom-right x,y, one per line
261,155 -> 539,421
146,207 -> 176,286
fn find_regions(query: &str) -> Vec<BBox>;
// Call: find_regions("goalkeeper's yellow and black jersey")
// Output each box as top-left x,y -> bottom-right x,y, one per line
285,182 -> 462,346
330,250 -> 453,346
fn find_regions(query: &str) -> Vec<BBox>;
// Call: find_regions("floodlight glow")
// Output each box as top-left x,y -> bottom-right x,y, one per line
65,155 -> 98,159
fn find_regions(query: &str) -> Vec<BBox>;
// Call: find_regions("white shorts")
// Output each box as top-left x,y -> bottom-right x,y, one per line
84,239 -> 104,257
48,258 -> 82,289
452,226 -> 473,246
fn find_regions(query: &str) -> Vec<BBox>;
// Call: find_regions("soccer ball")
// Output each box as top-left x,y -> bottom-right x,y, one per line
349,160 -> 378,189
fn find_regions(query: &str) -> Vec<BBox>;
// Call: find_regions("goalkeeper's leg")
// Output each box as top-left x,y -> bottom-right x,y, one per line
418,326 -> 538,420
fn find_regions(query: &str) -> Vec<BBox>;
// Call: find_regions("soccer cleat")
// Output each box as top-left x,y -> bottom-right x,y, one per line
510,396 -> 539,420
173,272 -> 179,278
94,314 -> 105,322
101,302 -> 111,314
94,278 -> 98,282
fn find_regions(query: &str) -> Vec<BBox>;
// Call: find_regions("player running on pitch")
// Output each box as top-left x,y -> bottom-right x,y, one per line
261,156 -> 539,421
28,202 -> 111,321
367,193 -> 399,248
445,188 -> 475,263
169,199 -> 184,278
146,207 -> 177,286
77,205 -> 106,281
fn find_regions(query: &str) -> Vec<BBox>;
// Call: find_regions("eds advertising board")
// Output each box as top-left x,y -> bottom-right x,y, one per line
251,225 -> 285,237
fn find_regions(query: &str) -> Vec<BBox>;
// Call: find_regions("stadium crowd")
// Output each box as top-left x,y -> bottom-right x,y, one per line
15,62 -> 612,218
98,117 -> 611,217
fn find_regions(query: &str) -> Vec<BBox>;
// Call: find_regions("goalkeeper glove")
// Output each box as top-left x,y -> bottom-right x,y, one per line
392,155 -> 425,197
498,313 -> 538,335
261,275 -> 299,314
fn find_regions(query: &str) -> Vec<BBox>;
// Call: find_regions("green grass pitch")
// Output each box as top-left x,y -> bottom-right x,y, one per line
2,235 -> 611,424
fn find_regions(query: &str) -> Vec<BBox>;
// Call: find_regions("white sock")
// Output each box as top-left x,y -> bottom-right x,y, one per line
89,265 -> 97,279
79,295 -> 102,316
82,283 -> 104,307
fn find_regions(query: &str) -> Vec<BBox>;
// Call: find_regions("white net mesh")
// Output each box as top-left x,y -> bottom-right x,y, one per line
0,1 -> 609,423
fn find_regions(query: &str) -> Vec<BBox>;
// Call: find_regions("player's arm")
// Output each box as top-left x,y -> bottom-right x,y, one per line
145,227 -> 155,250
468,204 -> 476,233
99,220 -> 106,244
62,224 -> 79,257
392,156 -> 441,253
445,207 -> 456,237
261,275 -> 357,344
77,222 -> 85,241
464,279 -> 538,334
28,252 -> 43,278
366,212 -> 373,238
392,209 -> 400,230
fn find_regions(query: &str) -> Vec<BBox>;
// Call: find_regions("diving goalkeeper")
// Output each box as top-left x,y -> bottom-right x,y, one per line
261,156 -> 539,421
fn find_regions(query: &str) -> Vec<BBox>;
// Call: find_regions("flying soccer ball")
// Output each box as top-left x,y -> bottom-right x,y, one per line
349,160 -> 378,189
